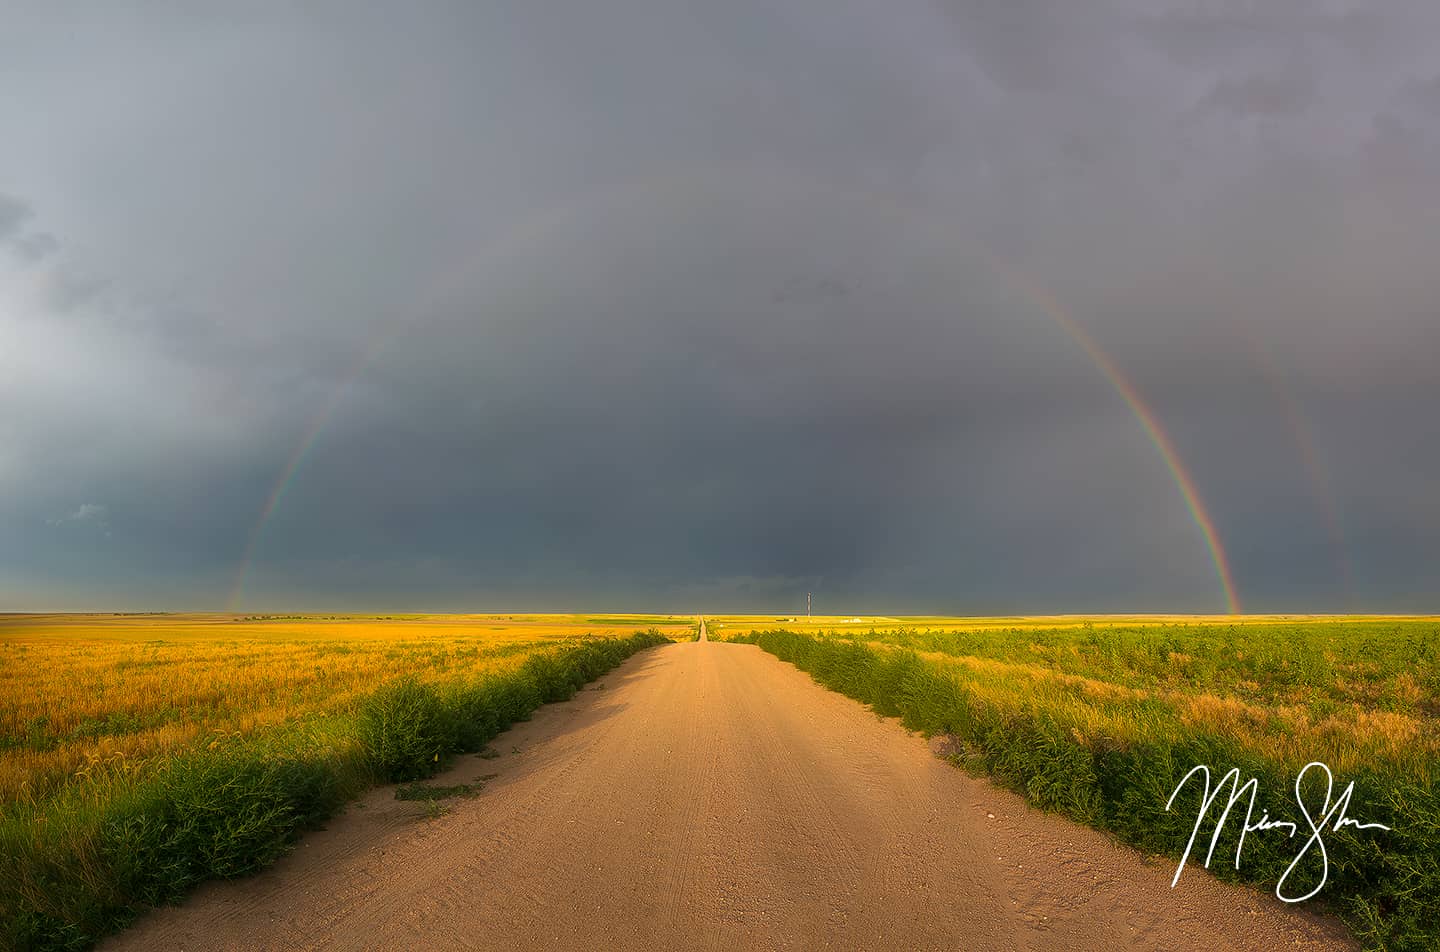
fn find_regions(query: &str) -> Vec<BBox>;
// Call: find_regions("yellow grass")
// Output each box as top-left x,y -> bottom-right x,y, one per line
878,634 -> 1439,779
704,612 -> 1437,636
0,613 -> 694,804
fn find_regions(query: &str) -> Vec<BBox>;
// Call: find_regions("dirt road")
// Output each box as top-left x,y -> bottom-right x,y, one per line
106,624 -> 1353,951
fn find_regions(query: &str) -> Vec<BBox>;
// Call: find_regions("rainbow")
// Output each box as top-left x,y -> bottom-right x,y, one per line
227,167 -> 727,610
985,257 -> 1241,614
1236,329 -> 1353,602
229,165 -> 1243,613
227,373 -> 366,611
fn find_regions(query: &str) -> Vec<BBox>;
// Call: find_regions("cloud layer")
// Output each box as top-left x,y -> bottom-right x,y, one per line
3,2 -> 1438,612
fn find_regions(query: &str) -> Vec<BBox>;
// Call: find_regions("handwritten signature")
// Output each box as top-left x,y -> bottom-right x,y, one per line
1165,761 -> 1392,902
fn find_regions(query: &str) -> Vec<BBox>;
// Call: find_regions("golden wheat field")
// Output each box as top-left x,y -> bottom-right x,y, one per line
0,613 -> 695,805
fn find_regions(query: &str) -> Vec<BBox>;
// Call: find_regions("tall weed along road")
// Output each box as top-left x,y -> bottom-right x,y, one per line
106,619 -> 1353,951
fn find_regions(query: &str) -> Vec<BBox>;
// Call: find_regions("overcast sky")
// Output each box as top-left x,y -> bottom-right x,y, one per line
3,2 -> 1438,613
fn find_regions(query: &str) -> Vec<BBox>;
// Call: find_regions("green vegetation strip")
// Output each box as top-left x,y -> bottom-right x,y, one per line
0,631 -> 669,952
394,777 -> 494,802
729,628 -> 1439,952
583,617 -> 683,626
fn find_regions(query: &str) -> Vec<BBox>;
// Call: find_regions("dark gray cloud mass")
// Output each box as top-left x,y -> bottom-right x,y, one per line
2,1 -> 1438,613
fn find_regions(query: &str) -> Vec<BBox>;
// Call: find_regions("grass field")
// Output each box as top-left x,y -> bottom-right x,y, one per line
6,613 -> 1435,950
717,617 -> 1440,950
0,613 -> 690,951
0,612 -> 693,806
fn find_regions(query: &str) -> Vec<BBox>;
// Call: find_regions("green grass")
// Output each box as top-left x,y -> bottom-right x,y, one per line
723,622 -> 1439,951
0,630 -> 669,952
585,618 -> 703,642
393,776 -> 496,802
583,616 -> 689,626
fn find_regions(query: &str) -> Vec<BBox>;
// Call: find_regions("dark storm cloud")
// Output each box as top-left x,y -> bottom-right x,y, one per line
11,232 -> 59,262
3,2 -> 1438,612
0,193 -> 31,239
1199,72 -> 1315,118
0,192 -> 58,262
1136,7 -> 1392,65
1401,74 -> 1440,115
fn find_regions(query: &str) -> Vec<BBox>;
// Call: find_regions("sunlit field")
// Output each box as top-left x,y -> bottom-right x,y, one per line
6,613 -> 1437,949
708,615 -> 1440,778
0,612 -> 693,806
717,617 -> 1440,949
0,613 -> 689,950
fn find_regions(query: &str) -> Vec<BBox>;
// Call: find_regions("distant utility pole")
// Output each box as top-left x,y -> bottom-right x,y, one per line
807,592 -> 812,619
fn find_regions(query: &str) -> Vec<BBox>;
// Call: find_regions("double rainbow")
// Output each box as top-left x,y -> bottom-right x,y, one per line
229,168 -> 1253,613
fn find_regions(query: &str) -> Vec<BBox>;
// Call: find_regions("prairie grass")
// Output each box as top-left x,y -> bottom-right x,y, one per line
0,613 -> 692,805
723,619 -> 1440,951
0,614 -> 676,951
393,779 -> 493,802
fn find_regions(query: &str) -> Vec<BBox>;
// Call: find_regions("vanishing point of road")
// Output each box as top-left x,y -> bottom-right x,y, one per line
106,621 -> 1353,951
